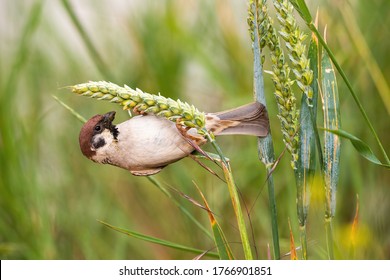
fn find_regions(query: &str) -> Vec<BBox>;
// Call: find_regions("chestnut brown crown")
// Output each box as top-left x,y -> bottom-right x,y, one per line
79,111 -> 118,159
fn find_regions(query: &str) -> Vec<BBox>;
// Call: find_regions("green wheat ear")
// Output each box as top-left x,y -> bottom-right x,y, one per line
70,81 -> 206,133
257,2 -> 300,169
273,0 -> 314,106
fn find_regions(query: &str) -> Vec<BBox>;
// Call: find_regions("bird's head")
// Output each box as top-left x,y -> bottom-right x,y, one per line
79,111 -> 119,161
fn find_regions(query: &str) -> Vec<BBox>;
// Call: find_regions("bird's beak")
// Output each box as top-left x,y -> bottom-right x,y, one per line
103,111 -> 116,123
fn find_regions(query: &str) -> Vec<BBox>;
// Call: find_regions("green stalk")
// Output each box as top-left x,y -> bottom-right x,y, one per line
3,0 -> 43,97
248,0 -> 280,260
299,225 -> 308,259
195,183 -> 235,260
204,131 -> 253,260
340,4 -> 390,115
263,165 -> 279,259
60,0 -> 113,80
325,217 -> 334,259
52,95 -> 87,123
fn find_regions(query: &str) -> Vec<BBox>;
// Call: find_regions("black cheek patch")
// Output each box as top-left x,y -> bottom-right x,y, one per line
92,137 -> 106,149
111,125 -> 119,140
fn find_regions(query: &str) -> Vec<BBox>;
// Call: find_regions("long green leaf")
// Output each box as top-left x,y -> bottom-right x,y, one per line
203,129 -> 253,260
60,0 -> 112,80
322,39 -> 341,260
322,48 -> 341,219
294,32 -> 319,260
289,0 -> 312,23
323,128 -> 390,168
52,95 -> 87,123
195,184 -> 234,260
99,220 -> 219,259
3,0 -> 43,97
146,176 -> 213,239
221,162 -> 253,260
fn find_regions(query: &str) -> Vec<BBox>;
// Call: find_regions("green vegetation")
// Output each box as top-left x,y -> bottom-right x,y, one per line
1,0 -> 389,259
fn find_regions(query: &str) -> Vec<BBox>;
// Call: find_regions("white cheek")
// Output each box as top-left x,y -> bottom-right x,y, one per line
90,129 -> 117,162
93,129 -> 115,146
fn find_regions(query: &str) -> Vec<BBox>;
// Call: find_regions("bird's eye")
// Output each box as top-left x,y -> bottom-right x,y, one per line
94,125 -> 101,132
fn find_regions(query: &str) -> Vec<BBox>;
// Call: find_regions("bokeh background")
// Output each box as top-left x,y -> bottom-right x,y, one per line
0,0 -> 389,259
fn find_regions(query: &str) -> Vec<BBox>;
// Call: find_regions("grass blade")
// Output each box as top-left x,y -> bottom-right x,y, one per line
202,129 -> 253,259
52,95 -> 87,123
321,34 -> 341,259
2,0 -> 43,97
195,183 -> 235,260
146,176 -> 213,239
294,30 -> 319,260
221,163 -> 253,259
60,0 -> 112,80
288,0 -> 312,23
323,128 -> 390,168
99,220 -> 219,259
340,4 -> 390,115
0,5 -> 44,253
205,138 -> 254,260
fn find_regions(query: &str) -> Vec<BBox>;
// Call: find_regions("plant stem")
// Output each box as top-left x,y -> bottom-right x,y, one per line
222,163 -> 253,260
250,0 -> 281,260
204,131 -> 253,260
325,217 -> 334,259
60,0 -> 113,80
299,224 -> 308,260
264,165 -> 280,259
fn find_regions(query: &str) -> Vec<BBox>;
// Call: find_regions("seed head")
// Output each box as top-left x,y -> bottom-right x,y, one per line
272,0 -> 314,107
71,81 -> 206,134
255,1 -> 300,169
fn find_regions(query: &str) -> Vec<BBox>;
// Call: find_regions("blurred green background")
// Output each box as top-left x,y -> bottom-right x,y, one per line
0,0 -> 389,259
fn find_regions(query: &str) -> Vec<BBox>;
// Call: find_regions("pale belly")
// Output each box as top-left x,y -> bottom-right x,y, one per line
109,115 -> 196,175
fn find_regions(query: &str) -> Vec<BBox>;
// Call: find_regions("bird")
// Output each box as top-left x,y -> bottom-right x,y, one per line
78,102 -> 269,176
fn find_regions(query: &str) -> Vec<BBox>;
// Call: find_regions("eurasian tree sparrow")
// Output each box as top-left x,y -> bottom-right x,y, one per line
79,102 -> 269,176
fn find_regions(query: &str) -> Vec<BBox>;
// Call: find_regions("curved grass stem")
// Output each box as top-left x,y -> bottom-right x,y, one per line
203,130 -> 253,260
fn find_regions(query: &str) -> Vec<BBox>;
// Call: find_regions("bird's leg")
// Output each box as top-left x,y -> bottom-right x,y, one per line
133,104 -> 148,115
175,119 -> 215,162
175,119 -> 206,144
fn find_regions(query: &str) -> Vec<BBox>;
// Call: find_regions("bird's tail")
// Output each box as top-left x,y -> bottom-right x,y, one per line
205,102 -> 269,137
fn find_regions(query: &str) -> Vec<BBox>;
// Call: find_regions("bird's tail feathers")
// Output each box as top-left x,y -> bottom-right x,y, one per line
206,102 -> 269,137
